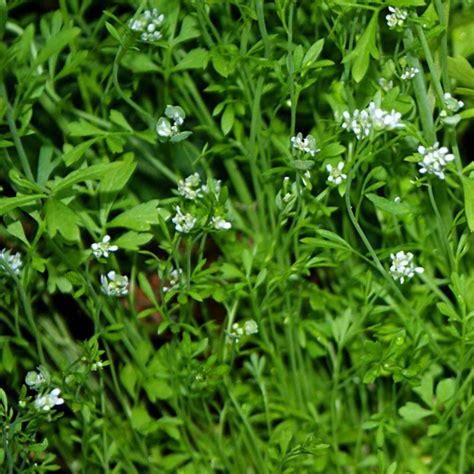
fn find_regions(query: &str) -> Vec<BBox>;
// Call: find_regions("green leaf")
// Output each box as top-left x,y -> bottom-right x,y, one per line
67,120 -> 107,137
122,51 -> 160,73
34,27 -> 81,65
110,109 -> 133,131
51,163 -> 112,196
0,194 -> 46,215
174,15 -> 200,44
108,200 -> 160,231
114,231 -> 152,250
144,379 -> 173,401
120,363 -> 137,398
413,373 -> 433,407
221,105 -> 235,135
62,138 -> 97,167
303,39 -> 324,69
2,342 -> 14,373
173,48 -> 209,71
399,402 -> 432,422
463,177 -> 474,232
105,21 -> 122,44
447,56 -> 474,89
342,13 -> 379,83
366,193 -> 411,216
45,199 -> 80,241
6,221 -> 29,246
436,378 -> 455,405
138,272 -> 159,307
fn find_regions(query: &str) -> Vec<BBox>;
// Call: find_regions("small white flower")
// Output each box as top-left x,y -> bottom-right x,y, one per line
25,366 -> 50,391
394,196 -> 401,203
378,78 -> 393,92
100,271 -> 129,297
129,9 -> 164,42
178,173 -> 203,200
163,268 -> 183,293
0,249 -> 23,275
389,251 -> 424,284
156,117 -> 174,137
244,319 -> 258,335
417,142 -> 454,180
91,235 -> 118,259
201,179 -> 222,199
443,93 -> 464,112
211,216 -> 232,230
386,7 -> 408,29
290,133 -> 320,157
156,105 -> 188,141
401,66 -> 419,80
172,206 -> 197,233
326,162 -> 347,185
34,388 -> 64,411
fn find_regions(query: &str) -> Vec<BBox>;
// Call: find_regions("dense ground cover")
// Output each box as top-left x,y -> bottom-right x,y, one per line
1,0 -> 474,472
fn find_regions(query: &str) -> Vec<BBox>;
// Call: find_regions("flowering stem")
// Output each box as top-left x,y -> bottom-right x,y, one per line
287,2 -> 296,137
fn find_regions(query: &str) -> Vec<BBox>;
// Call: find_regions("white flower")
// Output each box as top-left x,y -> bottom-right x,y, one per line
163,268 -> 182,293
129,8 -> 164,42
172,206 -> 196,233
34,388 -> 64,411
211,216 -> 232,230
91,235 -> 118,259
227,320 -> 258,343
201,179 -> 222,199
244,319 -> 258,335
178,173 -> 203,200
156,105 -> 188,141
389,251 -> 424,284
386,7 -> 408,29
443,93 -> 464,113
341,103 -> 404,139
401,66 -> 419,80
100,271 -> 129,297
25,366 -> 50,391
378,78 -> 394,92
417,142 -> 454,180
290,133 -> 320,157
0,249 -> 23,275
326,162 -> 347,185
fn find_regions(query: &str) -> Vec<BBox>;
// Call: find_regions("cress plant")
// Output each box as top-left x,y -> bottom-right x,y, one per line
1,0 -> 474,473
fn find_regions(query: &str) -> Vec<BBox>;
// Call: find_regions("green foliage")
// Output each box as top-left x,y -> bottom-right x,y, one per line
0,0 -> 473,472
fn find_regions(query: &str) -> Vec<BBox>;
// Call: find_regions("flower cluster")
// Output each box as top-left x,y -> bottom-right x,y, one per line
163,268 -> 182,293
25,367 -> 64,412
34,388 -> 64,412
417,142 -> 454,180
100,271 -> 129,297
389,251 -> 424,284
443,93 -> 464,113
290,133 -> 320,157
25,366 -> 50,390
172,206 -> 197,233
91,235 -> 118,259
0,248 -> 23,275
401,66 -> 419,80
172,174 -> 231,233
178,173 -> 204,200
156,105 -> 191,143
386,7 -> 408,29
341,102 -> 404,139
129,8 -> 164,42
227,319 -> 258,344
326,162 -> 347,185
